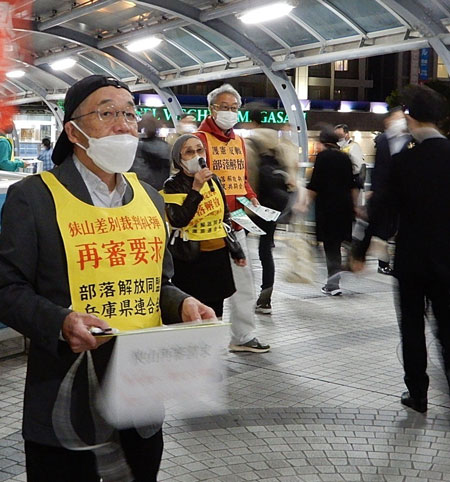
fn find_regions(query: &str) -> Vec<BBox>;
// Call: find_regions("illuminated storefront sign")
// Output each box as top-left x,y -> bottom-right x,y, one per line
135,106 -> 292,124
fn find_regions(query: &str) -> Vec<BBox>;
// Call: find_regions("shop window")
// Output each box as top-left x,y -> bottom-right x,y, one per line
335,60 -> 349,72
437,56 -> 449,79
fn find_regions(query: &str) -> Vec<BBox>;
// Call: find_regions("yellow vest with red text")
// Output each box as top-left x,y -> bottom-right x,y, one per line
41,171 -> 166,331
162,178 -> 226,241
199,131 -> 246,196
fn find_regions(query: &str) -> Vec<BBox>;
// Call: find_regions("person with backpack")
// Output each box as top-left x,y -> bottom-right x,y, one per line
245,104 -> 298,313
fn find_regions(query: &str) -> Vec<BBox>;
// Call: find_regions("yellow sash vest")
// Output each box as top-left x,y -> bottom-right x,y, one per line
162,178 -> 226,241
41,171 -> 166,331
199,131 -> 246,196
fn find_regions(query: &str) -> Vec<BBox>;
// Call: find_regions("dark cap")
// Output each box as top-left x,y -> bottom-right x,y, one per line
401,84 -> 448,124
52,75 -> 131,165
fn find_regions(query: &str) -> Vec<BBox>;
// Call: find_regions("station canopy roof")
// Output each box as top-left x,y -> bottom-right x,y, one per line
4,0 -> 450,104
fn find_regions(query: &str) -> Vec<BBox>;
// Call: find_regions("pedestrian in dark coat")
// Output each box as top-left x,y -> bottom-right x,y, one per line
353,84 -> 450,413
307,126 -> 358,296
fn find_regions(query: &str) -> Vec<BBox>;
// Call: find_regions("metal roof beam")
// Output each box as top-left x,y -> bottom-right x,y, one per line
159,66 -> 263,87
35,47 -> 86,66
272,35 -> 450,70
14,22 -> 184,125
375,0 -> 447,36
38,0 -> 118,31
428,37 -> 450,74
8,77 -> 63,129
133,0 -> 309,161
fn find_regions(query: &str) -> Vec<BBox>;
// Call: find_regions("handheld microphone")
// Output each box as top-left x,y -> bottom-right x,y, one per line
198,157 -> 215,192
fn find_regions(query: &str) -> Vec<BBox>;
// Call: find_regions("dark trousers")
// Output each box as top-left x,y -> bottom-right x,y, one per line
25,428 -> 164,482
398,276 -> 450,399
322,237 -> 343,289
208,299 -> 224,318
258,221 -> 277,290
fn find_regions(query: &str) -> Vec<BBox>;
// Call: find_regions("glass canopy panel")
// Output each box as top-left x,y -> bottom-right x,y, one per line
240,25 -> 285,51
155,41 -> 197,68
327,0 -> 403,32
264,16 -> 317,46
32,33 -> 72,56
292,0 -> 356,39
134,51 -> 174,72
64,2 -> 154,36
81,51 -> 135,79
77,56 -> 111,76
163,29 -> 223,63
187,26 -> 244,59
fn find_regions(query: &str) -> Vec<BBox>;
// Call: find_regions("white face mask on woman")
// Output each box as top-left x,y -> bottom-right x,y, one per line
71,121 -> 139,174
214,110 -> 238,131
181,155 -> 202,175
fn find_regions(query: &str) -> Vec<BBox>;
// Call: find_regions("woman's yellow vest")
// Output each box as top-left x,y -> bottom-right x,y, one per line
162,178 -> 226,241
41,171 -> 166,331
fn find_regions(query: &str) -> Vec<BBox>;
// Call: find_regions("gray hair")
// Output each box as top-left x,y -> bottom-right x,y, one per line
207,84 -> 242,107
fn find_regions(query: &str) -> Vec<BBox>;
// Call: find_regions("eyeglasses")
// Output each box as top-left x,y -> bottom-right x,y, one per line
71,107 -> 141,125
211,104 -> 239,113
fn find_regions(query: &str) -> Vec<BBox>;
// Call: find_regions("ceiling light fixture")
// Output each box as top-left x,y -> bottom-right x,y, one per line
6,69 -> 25,78
239,2 -> 295,24
50,58 -> 77,70
126,36 -> 162,53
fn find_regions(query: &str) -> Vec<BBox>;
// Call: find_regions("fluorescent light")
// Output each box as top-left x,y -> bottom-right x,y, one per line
370,102 -> 388,114
126,36 -> 162,53
50,58 -> 77,70
240,2 -> 294,24
6,69 -> 25,78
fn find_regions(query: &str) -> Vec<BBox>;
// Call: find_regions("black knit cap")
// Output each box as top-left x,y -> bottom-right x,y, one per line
52,75 -> 131,165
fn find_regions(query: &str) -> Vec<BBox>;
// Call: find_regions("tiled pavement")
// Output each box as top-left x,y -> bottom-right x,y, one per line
0,233 -> 449,481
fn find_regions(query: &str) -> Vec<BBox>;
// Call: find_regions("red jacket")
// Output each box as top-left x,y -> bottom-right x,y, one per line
195,117 -> 257,216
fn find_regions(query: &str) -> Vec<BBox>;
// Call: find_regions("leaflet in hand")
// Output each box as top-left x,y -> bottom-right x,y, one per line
230,209 -> 266,235
237,196 -> 280,222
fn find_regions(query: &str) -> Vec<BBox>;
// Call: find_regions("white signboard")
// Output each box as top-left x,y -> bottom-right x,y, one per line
97,322 -> 229,428
230,208 -> 266,235
237,196 -> 281,222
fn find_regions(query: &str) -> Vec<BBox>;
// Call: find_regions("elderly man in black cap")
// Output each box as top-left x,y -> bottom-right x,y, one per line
0,75 -> 215,481
353,84 -> 450,414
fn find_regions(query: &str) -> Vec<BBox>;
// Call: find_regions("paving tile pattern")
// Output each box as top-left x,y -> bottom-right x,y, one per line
0,235 -> 449,481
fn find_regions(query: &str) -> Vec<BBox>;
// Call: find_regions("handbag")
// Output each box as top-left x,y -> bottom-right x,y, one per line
223,223 -> 245,260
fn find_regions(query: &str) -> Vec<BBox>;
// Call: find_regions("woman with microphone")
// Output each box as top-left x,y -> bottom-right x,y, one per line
163,134 -> 246,318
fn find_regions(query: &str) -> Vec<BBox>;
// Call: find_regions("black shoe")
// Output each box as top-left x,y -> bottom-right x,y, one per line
378,266 -> 394,275
401,391 -> 427,413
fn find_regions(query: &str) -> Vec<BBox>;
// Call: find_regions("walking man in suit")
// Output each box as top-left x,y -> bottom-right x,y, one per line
353,84 -> 450,413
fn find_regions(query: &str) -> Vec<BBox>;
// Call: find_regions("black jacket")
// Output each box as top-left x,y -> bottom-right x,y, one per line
163,171 -> 244,260
355,136 -> 450,280
130,137 -> 171,191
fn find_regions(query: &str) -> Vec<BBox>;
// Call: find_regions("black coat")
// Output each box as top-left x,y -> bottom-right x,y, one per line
368,133 -> 410,240
308,146 -> 355,242
0,158 -> 188,446
130,137 -> 171,191
388,137 -> 450,280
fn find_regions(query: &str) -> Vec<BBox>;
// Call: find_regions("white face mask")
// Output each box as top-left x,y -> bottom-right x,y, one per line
337,138 -> 346,147
181,155 -> 202,175
214,110 -> 238,130
176,123 -> 197,135
387,118 -> 407,137
71,121 -> 139,174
